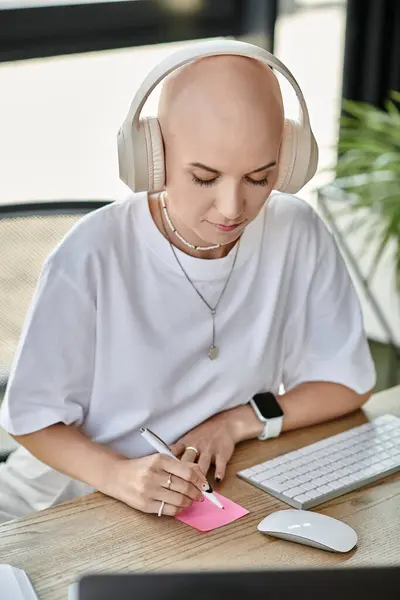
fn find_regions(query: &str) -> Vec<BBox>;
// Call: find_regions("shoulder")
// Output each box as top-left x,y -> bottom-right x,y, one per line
44,192 -> 145,276
265,191 -> 335,258
266,191 -> 319,228
34,192 -> 146,299
261,192 -> 342,288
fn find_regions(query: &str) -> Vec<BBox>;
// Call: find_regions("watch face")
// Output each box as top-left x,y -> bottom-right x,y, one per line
253,392 -> 284,418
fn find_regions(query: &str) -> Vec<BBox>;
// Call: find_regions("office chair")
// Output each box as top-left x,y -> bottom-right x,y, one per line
0,199 -> 112,462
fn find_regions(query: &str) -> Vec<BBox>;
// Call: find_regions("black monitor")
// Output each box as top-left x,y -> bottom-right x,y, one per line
77,566 -> 400,600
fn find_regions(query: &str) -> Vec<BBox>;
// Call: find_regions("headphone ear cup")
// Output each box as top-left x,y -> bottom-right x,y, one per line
275,119 -> 297,193
275,119 -> 318,194
306,132 -> 319,184
117,116 -> 165,193
142,117 -> 165,192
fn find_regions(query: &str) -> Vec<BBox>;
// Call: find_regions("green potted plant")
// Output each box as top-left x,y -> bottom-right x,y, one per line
333,91 -> 400,286
317,90 -> 400,389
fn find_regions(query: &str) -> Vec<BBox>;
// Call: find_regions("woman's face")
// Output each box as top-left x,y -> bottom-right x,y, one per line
163,119 -> 281,247
159,56 -> 284,250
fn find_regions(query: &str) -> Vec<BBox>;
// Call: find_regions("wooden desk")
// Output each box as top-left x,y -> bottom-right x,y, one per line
0,386 -> 399,600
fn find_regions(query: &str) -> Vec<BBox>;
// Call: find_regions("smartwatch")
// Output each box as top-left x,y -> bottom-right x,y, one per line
249,392 -> 284,440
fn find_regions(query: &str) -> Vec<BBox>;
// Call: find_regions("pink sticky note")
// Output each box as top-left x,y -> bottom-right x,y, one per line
175,492 -> 249,532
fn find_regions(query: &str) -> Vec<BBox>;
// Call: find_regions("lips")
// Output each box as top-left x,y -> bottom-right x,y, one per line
213,222 -> 243,232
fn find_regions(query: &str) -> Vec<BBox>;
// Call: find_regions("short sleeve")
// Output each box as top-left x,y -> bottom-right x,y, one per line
282,213 -> 376,395
0,258 -> 95,435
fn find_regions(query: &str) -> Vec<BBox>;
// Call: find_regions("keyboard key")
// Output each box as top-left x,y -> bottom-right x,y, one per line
271,465 -> 286,476
252,472 -> 270,483
287,468 -> 305,478
295,465 -> 312,476
337,477 -> 351,485
302,481 -> 317,491
304,489 -> 321,499
251,464 -> 265,474
349,471 -> 366,482
240,468 -> 256,477
363,466 -> 381,477
261,459 -> 278,468
345,463 -> 360,474
293,494 -> 311,504
283,486 -> 306,498
290,460 -> 302,472
339,475 -> 356,485
291,476 -> 307,486
315,484 -> 335,494
328,480 -> 344,490
273,474 -> 290,483
312,460 -> 326,469
264,480 -> 290,493
296,474 -> 312,484
324,471 -> 339,482
313,468 -> 326,478
318,466 -> 331,475
314,475 -> 331,486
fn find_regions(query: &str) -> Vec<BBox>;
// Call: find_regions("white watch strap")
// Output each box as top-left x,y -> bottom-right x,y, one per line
261,416 -> 283,440
250,399 -> 283,440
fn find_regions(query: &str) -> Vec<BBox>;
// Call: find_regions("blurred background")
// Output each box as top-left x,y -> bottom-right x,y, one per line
0,0 -> 399,456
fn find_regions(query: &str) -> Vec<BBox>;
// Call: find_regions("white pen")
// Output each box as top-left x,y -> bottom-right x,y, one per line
140,427 -> 224,509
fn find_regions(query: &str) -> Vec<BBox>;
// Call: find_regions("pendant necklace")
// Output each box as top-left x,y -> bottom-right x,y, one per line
158,193 -> 240,360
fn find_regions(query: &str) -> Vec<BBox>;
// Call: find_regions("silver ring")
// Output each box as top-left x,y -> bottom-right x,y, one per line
185,446 -> 199,457
166,473 -> 172,489
158,500 -> 165,517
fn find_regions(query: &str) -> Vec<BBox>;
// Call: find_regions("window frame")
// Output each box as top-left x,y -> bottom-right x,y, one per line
0,0 -> 264,62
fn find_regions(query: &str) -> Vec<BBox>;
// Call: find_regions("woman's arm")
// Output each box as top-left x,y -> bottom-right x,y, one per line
12,423 -> 209,516
232,381 -> 373,443
12,423 -> 124,496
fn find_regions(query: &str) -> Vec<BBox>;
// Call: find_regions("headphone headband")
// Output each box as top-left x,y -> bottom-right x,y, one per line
117,39 -> 318,194
125,39 -> 310,129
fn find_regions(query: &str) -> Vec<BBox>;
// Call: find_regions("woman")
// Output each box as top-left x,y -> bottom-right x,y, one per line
0,42 -> 375,524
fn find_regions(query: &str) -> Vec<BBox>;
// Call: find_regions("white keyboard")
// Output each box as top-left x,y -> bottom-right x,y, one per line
237,414 -> 400,509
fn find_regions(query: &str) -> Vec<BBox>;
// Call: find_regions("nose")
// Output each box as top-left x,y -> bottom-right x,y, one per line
215,186 -> 244,222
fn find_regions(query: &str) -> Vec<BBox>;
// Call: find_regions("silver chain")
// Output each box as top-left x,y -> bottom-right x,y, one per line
158,194 -> 240,360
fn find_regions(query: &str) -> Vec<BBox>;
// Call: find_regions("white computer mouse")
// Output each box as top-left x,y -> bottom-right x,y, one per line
257,509 -> 357,553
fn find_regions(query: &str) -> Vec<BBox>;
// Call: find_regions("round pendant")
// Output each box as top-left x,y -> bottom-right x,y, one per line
209,345 -> 218,360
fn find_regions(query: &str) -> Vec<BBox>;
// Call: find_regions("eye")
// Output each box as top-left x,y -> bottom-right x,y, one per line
246,176 -> 269,187
191,174 -> 219,187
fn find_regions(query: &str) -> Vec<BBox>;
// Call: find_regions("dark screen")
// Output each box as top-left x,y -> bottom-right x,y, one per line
253,392 -> 284,418
79,567 -> 400,600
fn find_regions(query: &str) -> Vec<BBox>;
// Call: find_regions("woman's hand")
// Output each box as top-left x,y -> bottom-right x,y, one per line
105,454 -> 209,516
170,405 -> 265,481
169,410 -> 239,482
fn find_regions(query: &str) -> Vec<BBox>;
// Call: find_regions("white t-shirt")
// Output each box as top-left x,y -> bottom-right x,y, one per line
0,192 -> 376,461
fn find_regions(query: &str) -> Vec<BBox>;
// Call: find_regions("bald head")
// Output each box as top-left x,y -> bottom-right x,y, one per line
158,54 -> 284,151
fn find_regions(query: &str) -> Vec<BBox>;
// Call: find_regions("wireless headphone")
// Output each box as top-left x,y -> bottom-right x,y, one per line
117,39 -> 318,195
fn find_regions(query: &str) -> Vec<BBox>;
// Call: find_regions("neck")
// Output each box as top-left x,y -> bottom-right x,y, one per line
148,193 -> 238,259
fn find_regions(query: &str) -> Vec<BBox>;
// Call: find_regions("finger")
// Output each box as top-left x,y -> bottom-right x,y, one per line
150,499 -> 189,517
153,487 -> 195,511
159,471 -> 202,502
197,452 -> 212,477
159,455 -> 209,493
181,446 -> 199,463
214,452 -> 228,482
169,441 -> 186,457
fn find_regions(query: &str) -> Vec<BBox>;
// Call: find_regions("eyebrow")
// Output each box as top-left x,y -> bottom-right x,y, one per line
189,161 -> 276,175
250,161 -> 277,173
